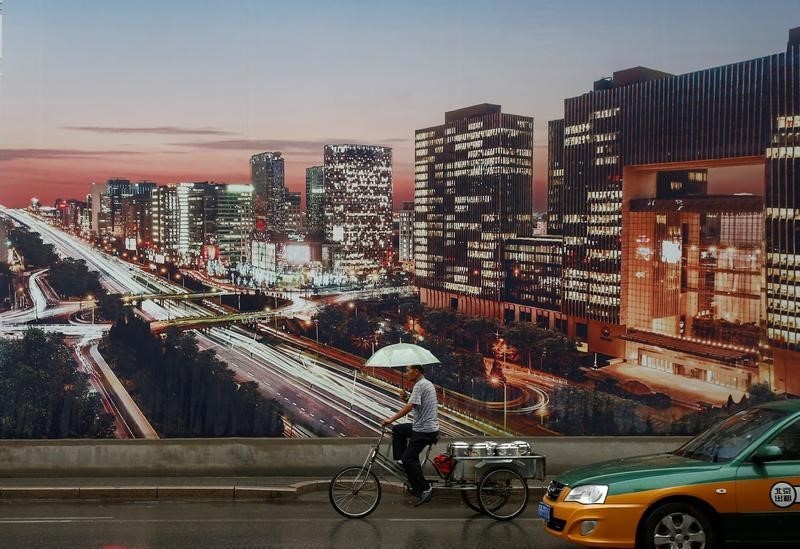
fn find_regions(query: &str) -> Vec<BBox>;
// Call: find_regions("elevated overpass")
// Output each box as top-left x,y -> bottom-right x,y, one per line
122,291 -> 236,303
150,310 -> 279,333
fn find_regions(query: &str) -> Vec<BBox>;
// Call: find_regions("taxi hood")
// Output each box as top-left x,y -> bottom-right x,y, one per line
555,452 -> 728,493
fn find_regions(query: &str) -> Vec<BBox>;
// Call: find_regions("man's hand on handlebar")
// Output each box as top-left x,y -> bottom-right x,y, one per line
380,418 -> 392,428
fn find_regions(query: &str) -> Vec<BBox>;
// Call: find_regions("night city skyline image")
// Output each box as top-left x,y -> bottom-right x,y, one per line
0,1 -> 798,445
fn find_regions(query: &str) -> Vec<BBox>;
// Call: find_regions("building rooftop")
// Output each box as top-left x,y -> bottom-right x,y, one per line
444,103 -> 502,123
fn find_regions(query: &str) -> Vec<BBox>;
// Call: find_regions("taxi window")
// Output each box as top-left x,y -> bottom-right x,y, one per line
765,418 -> 800,461
674,407 -> 788,463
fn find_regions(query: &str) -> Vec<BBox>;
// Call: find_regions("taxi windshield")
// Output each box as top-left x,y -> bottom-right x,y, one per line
673,407 -> 789,463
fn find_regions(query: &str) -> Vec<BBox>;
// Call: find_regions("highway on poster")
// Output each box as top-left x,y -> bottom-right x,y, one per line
0,208 -> 501,438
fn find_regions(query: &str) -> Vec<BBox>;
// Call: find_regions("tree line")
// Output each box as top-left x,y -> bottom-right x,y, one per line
0,329 -> 115,438
103,313 -> 284,437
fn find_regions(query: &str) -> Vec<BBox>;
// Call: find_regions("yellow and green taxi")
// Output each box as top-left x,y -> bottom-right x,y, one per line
540,400 -> 800,548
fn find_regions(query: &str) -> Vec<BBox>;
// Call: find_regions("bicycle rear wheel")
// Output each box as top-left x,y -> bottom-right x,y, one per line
329,466 -> 382,519
477,468 -> 528,521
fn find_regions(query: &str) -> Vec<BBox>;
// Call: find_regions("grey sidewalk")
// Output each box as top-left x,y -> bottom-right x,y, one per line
0,476 -> 551,502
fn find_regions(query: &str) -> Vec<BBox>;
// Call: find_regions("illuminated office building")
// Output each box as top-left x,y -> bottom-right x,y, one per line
414,104 -> 534,317
250,152 -> 286,234
624,195 -> 763,391
502,235 -> 566,330
285,191 -> 303,238
209,184 -> 253,269
547,120 -> 565,235
305,166 -> 325,237
323,144 -> 392,269
151,183 -> 214,263
398,201 -> 415,269
551,27 -> 800,393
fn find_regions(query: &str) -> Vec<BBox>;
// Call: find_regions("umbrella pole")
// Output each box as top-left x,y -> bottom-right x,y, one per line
350,369 -> 357,409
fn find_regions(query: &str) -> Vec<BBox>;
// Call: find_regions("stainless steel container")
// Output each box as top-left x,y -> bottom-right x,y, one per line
485,441 -> 498,455
495,442 -> 520,457
469,442 -> 491,457
447,441 -> 470,457
513,440 -> 532,456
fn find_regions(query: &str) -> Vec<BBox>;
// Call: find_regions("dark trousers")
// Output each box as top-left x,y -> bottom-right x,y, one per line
392,423 -> 439,497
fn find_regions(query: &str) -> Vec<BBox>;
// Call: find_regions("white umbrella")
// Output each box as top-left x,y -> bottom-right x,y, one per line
364,343 -> 440,368
352,344 -> 440,407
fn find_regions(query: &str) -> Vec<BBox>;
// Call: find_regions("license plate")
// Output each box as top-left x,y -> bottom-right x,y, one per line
537,502 -> 552,522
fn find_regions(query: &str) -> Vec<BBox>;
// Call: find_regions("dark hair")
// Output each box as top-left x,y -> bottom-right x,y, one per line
408,364 -> 425,374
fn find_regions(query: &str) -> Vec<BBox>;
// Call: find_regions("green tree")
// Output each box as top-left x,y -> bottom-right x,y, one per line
0,329 -> 114,438
462,317 -> 499,354
104,314 -> 283,437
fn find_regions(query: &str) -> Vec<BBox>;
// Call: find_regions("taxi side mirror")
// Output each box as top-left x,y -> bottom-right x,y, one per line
752,444 -> 783,463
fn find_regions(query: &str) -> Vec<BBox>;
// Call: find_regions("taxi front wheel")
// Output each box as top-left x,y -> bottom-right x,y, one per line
640,501 -> 717,549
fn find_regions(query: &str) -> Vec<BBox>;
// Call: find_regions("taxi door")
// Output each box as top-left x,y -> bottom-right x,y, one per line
734,417 -> 800,543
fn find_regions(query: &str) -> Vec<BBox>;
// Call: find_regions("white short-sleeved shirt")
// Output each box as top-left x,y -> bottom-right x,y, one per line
409,377 -> 439,433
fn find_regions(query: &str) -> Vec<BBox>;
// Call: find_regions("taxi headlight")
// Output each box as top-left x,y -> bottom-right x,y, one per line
564,485 -> 608,504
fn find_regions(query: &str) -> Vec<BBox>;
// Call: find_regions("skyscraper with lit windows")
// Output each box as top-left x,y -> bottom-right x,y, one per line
323,145 -> 392,269
414,104 -> 534,317
305,166 -> 325,237
250,152 -> 286,235
550,27 -> 800,394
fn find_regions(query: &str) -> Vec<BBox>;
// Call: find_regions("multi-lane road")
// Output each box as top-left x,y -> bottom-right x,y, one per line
0,208 -> 494,438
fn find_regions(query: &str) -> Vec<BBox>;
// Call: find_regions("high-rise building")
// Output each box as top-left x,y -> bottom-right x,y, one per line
209,184 -> 253,269
323,144 -> 393,269
250,152 -> 286,234
546,120 -> 565,235
121,181 -> 156,247
305,166 -> 325,237
503,236 -> 565,329
550,27 -> 800,393
285,191 -> 303,238
90,182 -> 108,235
414,104 -> 534,316
150,182 -> 213,263
398,201 -> 415,269
106,178 -> 132,238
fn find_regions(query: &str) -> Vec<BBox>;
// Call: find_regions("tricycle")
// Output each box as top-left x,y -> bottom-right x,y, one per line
329,427 -> 545,521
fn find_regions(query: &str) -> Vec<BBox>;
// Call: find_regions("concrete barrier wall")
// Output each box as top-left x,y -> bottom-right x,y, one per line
0,437 -> 690,478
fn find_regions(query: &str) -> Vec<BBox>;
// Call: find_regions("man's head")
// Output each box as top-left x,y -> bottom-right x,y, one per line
405,364 -> 424,382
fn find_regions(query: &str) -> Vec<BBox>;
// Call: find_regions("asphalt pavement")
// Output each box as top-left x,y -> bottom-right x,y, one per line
0,492 -> 575,549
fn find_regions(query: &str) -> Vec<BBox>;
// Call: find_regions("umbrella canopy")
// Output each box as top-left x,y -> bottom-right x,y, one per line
364,343 -> 440,368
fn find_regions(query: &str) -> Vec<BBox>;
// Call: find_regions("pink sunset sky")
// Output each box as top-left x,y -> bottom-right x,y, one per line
0,1 -> 790,209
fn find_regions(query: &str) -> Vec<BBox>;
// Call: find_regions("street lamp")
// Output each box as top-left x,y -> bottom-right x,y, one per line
307,319 -> 319,343
348,302 -> 358,318
86,293 -> 95,324
490,376 -> 508,432
174,273 -> 185,289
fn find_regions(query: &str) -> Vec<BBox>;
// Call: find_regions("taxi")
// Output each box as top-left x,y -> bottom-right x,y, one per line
540,400 -> 800,548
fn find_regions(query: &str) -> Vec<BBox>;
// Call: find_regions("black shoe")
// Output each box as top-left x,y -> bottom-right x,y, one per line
415,486 -> 433,507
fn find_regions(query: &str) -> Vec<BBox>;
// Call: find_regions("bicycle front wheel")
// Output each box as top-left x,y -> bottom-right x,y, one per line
329,466 -> 382,519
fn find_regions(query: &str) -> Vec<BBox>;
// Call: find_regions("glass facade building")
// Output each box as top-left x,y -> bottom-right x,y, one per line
323,144 -> 392,269
552,28 -> 800,393
209,183 -> 253,269
305,166 -> 325,237
503,235 -> 564,328
398,201 -> 415,269
414,104 -> 534,315
250,152 -> 286,235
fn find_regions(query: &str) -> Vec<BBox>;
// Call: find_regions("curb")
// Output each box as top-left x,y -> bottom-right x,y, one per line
0,481 -> 329,502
